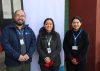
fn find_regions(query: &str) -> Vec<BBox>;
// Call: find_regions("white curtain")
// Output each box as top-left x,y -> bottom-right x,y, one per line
23,0 -> 65,71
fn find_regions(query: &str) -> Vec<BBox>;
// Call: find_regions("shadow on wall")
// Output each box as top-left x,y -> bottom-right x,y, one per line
97,62 -> 100,71
97,43 -> 100,71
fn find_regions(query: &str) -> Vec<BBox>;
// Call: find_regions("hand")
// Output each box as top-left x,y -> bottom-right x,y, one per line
44,57 -> 51,63
18,55 -> 25,62
23,54 -> 30,61
71,58 -> 78,65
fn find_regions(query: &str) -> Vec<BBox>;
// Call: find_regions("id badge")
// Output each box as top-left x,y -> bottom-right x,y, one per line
20,39 -> 24,45
72,46 -> 78,50
47,47 -> 51,53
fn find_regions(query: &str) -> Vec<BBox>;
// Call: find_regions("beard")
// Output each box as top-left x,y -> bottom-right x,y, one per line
16,22 -> 24,26
15,19 -> 25,26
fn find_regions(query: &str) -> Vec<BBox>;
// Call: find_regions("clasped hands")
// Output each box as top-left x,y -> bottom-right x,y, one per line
71,58 -> 79,65
18,54 -> 29,62
44,57 -> 51,63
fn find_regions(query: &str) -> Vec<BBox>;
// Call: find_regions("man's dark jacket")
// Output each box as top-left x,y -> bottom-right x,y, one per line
2,24 -> 36,66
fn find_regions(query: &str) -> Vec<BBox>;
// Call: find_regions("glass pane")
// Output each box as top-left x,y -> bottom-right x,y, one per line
13,0 -> 21,13
2,0 -> 12,19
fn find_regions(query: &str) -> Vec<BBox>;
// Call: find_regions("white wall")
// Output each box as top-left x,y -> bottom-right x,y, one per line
23,0 -> 65,71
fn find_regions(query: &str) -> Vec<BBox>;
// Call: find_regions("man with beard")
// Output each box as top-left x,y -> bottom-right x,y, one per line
2,10 -> 36,71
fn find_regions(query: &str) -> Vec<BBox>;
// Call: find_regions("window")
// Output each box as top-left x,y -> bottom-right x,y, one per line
0,0 -> 23,29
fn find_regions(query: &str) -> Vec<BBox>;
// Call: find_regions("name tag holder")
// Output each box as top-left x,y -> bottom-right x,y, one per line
47,47 -> 51,53
72,46 -> 78,50
20,39 -> 25,45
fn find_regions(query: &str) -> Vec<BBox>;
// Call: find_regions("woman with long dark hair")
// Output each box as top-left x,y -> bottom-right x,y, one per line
63,16 -> 89,71
37,18 -> 61,71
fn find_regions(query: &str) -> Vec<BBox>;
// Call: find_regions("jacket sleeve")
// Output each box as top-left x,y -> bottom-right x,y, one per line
78,32 -> 89,62
2,27 -> 20,60
37,34 -> 47,59
63,32 -> 73,61
50,33 -> 61,61
26,29 -> 36,58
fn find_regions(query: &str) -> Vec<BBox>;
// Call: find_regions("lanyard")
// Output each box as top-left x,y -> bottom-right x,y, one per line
73,30 -> 82,45
16,29 -> 24,36
47,36 -> 52,47
16,29 -> 26,55
16,29 -> 25,40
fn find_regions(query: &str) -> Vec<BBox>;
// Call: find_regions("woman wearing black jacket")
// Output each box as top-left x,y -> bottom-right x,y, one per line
37,18 -> 61,71
63,16 -> 89,71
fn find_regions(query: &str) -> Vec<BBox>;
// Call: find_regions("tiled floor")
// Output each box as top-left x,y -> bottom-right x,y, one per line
0,52 -> 6,71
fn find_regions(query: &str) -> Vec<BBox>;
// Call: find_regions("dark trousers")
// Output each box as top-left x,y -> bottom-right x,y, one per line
6,63 -> 30,71
66,62 -> 86,71
40,65 -> 60,71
